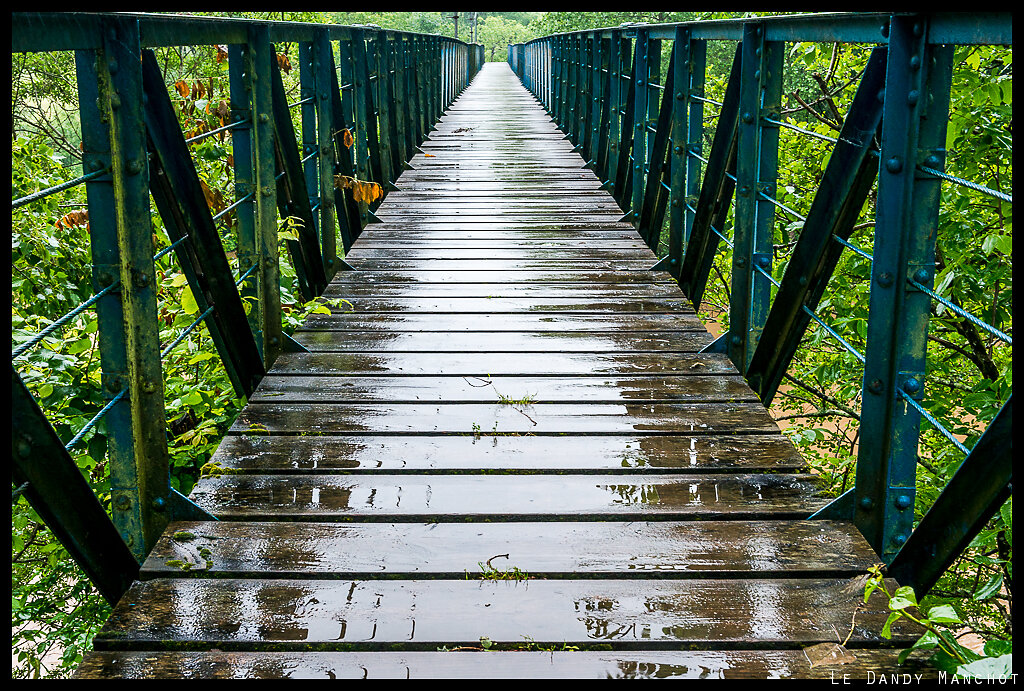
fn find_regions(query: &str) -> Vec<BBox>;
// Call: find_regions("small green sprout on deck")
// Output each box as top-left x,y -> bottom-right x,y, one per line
514,635 -> 579,652
468,553 -> 529,582
200,460 -> 241,478
497,392 -> 537,406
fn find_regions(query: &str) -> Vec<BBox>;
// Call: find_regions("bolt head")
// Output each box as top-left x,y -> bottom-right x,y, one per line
903,377 -> 921,394
877,271 -> 894,287
895,495 -> 913,510
913,268 -> 930,283
859,496 -> 874,510
153,496 -> 166,511
885,157 -> 903,174
868,378 -> 885,394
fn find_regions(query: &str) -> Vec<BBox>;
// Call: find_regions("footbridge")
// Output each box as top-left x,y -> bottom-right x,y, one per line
11,12 -> 1012,679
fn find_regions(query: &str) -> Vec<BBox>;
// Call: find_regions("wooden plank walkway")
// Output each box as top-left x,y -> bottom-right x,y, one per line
77,63 -> 928,679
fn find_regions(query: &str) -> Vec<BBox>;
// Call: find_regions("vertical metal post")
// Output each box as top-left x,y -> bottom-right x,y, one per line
578,35 -> 593,157
594,36 -> 611,178
685,39 -> 706,250
76,16 -> 170,560
855,15 -> 953,561
353,30 -> 384,193
752,37 -> 783,358
565,37 -> 579,142
668,28 -> 690,278
228,42 -> 260,343
371,32 -> 397,190
585,34 -> 602,167
613,37 -> 637,211
250,26 -> 283,366
395,36 -> 413,163
645,36 -> 662,165
606,31 -> 623,195
313,29 -> 339,279
298,40 -> 320,241
630,28 -> 650,222
728,24 -> 782,373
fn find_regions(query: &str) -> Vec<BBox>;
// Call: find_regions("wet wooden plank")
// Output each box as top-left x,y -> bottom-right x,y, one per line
249,374 -> 755,402
289,331 -> 713,353
344,248 -> 655,260
267,352 -> 734,376
321,282 -> 687,299
74,649 -> 938,680
321,270 -> 677,284
348,238 -> 651,247
141,520 -> 877,579
229,402 -> 783,435
355,231 -> 640,241
350,226 -> 641,233
91,577 -> 916,650
310,297 -> 693,313
343,259 -> 662,271
188,473 -> 826,520
297,312 -> 707,331
207,434 -> 807,474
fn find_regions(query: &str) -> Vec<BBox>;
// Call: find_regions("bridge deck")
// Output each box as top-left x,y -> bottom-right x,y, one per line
77,63 -> 925,679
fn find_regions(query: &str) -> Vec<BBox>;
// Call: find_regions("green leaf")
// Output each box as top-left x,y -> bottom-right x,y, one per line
864,577 -> 881,604
181,286 -> 199,316
898,630 -> 940,664
972,572 -> 1003,601
957,654 -> 1013,680
926,603 -> 962,624
37,383 -> 54,399
881,610 -> 902,639
188,351 -> 216,365
171,273 -> 189,288
66,337 -> 93,355
183,391 -> 204,406
888,586 -> 918,610
983,640 -> 1012,657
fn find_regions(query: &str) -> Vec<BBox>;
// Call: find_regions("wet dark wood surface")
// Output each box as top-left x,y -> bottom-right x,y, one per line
75,649 -> 937,680
79,63 -> 900,679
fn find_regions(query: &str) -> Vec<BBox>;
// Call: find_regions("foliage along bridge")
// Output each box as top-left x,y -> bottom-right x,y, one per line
11,12 -> 1012,679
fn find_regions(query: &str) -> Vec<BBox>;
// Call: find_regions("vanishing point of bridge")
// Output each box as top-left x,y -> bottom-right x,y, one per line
11,12 -> 1012,679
